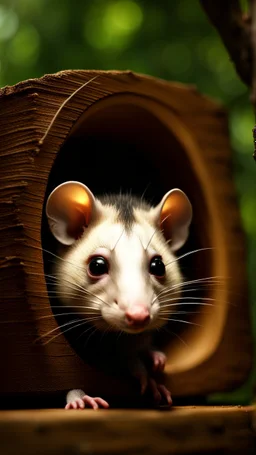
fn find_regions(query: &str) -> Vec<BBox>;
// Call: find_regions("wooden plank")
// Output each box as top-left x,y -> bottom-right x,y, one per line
0,406 -> 255,455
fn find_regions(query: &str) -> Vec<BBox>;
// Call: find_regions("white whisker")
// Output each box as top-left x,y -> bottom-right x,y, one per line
160,310 -> 202,315
159,295 -> 215,303
41,247 -> 85,273
78,325 -> 99,346
159,317 -> 202,327
160,302 -> 214,309
44,273 -> 111,308
166,247 -> 215,267
159,286 -> 220,298
152,276 -> 225,304
41,319 -> 99,345
160,325 -> 189,347
35,316 -> 100,342
39,305 -> 99,310
111,228 -> 125,251
35,311 -> 100,320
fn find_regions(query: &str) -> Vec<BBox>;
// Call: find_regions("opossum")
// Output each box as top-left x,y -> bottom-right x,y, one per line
46,181 -> 192,409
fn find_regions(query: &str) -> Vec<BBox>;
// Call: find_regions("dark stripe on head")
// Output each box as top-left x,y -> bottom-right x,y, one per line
99,194 -> 151,229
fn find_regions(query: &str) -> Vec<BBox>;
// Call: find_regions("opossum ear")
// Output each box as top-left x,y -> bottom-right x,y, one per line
46,181 -> 100,245
151,189 -> 192,251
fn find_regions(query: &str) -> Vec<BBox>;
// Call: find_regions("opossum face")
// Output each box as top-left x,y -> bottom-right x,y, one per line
46,182 -> 192,334
56,220 -> 183,333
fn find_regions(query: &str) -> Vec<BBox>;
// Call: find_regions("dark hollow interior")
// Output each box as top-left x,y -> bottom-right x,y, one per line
41,102 -> 213,364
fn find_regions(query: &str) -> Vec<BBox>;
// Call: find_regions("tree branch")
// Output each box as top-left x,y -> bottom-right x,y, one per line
249,0 -> 256,106
200,0 -> 252,87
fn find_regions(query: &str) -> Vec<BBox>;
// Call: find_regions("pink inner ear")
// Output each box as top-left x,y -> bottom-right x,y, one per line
161,192 -> 190,227
159,190 -> 192,246
160,197 -> 178,238
66,205 -> 90,240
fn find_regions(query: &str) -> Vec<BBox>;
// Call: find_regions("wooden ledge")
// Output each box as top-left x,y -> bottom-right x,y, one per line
0,406 -> 255,454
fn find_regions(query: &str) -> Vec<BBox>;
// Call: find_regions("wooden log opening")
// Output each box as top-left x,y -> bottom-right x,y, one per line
0,70 -> 253,404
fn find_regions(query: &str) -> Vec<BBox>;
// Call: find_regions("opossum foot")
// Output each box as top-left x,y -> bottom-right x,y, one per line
65,395 -> 109,410
148,350 -> 166,372
148,378 -> 172,407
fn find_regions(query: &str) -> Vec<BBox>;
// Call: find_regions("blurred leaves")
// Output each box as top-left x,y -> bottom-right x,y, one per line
8,25 -> 40,65
0,0 -> 255,403
83,0 -> 143,51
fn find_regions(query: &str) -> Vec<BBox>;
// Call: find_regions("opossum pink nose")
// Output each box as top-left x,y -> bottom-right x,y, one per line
125,307 -> 150,326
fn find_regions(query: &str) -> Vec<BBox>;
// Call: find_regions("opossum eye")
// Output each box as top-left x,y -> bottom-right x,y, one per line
88,256 -> 109,277
149,256 -> 165,277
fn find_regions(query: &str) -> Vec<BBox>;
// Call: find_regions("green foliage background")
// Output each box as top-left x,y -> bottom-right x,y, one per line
0,0 -> 255,404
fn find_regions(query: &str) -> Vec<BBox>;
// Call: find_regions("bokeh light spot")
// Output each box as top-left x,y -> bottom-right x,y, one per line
104,1 -> 143,34
230,108 -> 255,151
240,195 -> 256,236
0,6 -> 19,41
8,25 -> 40,66
83,0 -> 143,51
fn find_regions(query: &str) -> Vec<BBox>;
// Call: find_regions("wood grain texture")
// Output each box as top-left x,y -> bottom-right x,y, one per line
0,70 -> 253,402
0,406 -> 255,455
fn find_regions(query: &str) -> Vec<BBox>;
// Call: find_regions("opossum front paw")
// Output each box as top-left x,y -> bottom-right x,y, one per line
65,395 -> 109,410
148,378 -> 172,407
148,350 -> 166,372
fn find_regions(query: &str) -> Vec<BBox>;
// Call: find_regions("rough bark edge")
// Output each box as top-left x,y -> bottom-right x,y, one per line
200,0 -> 252,87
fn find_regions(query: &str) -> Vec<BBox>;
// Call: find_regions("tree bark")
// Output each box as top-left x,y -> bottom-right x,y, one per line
200,0 -> 256,157
200,0 -> 252,86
